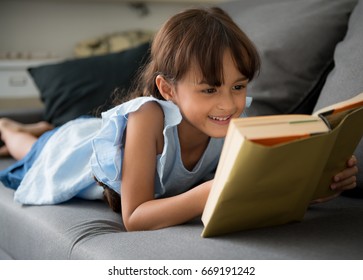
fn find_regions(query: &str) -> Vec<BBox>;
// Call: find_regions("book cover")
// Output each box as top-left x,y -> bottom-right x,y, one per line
201,92 -> 363,237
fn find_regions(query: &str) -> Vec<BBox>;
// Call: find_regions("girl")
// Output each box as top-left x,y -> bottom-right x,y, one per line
0,7 -> 358,231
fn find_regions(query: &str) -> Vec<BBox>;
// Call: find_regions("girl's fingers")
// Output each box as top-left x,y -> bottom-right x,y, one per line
333,165 -> 358,183
331,175 -> 357,191
313,155 -> 358,204
347,155 -> 357,167
311,192 -> 341,204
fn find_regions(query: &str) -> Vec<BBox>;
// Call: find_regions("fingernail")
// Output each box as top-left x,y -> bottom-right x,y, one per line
334,175 -> 340,182
331,183 -> 336,190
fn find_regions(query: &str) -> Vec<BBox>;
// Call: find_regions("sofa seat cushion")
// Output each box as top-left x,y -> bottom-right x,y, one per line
1,158 -> 363,260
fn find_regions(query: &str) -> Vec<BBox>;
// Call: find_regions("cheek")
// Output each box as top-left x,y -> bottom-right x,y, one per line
234,95 -> 247,114
174,93 -> 201,118
240,99 -> 247,112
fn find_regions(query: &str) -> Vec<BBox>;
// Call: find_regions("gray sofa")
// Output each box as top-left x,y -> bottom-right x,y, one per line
1,0 -> 363,260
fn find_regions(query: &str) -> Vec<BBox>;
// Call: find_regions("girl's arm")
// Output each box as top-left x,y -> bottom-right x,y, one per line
120,102 -> 212,231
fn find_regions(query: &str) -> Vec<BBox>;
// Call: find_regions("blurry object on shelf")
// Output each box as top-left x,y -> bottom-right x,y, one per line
0,58 -> 61,110
74,29 -> 154,57
0,51 -> 60,61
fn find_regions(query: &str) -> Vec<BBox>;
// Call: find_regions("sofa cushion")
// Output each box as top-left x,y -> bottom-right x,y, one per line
1,176 -> 363,259
313,0 -> 363,190
28,42 -> 150,127
221,0 -> 358,116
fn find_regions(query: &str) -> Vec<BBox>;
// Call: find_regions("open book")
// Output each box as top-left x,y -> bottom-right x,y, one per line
201,92 -> 363,237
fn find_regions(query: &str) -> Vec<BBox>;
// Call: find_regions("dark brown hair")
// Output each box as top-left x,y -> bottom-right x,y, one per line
95,177 -> 121,213
129,6 -> 260,100
102,7 -> 260,213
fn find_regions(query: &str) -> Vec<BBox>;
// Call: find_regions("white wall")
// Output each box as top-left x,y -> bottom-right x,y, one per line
0,0 -> 211,58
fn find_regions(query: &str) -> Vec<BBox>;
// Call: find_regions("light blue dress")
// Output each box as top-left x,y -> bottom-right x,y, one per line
2,96 -> 251,205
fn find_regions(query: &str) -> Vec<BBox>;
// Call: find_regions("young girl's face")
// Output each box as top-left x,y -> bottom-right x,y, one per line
172,50 -> 248,138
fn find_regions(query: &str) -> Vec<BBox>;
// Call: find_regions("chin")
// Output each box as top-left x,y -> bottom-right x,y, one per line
208,129 -> 228,139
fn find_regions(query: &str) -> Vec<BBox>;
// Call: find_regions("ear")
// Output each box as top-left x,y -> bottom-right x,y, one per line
155,75 -> 174,101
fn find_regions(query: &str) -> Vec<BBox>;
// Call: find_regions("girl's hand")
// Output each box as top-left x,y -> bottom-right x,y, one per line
330,155 -> 358,192
312,155 -> 358,204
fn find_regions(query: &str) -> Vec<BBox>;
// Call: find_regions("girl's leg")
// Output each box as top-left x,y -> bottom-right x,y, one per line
0,118 -> 54,160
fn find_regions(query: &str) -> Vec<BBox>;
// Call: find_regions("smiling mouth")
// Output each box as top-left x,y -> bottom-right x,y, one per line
208,115 -> 232,122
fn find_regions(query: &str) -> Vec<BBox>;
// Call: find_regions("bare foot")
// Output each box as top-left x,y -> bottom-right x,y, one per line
0,119 -> 10,157
0,118 -> 53,137
0,118 -> 53,158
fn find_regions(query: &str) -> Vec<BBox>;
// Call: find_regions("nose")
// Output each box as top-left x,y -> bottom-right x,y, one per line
216,90 -> 237,111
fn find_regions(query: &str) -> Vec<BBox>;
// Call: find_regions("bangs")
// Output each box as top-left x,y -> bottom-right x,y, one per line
173,11 -> 259,86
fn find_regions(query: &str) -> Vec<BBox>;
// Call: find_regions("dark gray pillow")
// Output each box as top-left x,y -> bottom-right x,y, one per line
220,0 -> 358,116
314,0 -> 363,191
28,42 -> 150,126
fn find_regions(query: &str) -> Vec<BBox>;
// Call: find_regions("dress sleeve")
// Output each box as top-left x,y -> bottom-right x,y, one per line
90,97 -> 181,194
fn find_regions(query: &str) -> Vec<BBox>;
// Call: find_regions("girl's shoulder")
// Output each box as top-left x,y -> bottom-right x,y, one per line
102,96 -> 182,128
130,99 -> 164,119
126,100 -> 165,137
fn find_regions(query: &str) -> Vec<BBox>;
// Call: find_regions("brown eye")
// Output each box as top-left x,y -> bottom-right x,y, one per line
232,84 -> 245,90
203,88 -> 217,94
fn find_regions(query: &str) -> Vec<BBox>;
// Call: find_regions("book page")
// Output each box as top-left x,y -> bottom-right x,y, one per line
233,116 -> 329,143
313,92 -> 363,117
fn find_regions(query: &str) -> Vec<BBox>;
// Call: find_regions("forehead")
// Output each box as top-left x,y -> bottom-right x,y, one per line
182,50 -> 245,84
